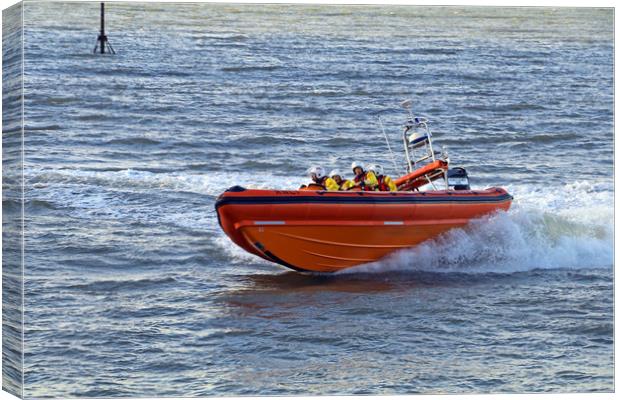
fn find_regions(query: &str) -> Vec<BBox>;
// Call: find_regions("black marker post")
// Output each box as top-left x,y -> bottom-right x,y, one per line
93,2 -> 115,54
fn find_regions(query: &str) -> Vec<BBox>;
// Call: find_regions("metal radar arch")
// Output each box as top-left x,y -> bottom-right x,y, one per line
400,99 -> 450,190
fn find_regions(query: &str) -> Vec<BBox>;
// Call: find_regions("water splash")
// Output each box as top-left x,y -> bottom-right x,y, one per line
342,181 -> 613,275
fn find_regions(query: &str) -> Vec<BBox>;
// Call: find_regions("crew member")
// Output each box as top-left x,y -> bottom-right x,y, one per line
329,169 -> 354,191
351,161 -> 378,191
367,164 -> 397,192
307,166 -> 339,191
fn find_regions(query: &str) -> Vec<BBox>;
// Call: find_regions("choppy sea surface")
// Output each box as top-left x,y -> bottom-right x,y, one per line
10,3 -> 615,397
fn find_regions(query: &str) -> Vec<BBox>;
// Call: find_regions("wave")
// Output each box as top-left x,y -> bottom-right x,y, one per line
342,180 -> 613,275
527,132 -> 580,143
105,137 -> 163,146
221,65 -> 282,73
25,199 -> 60,212
65,276 -> 178,292
27,168 -> 212,195
26,167 -> 304,197
213,235 -> 270,266
41,96 -> 79,105
462,102 -> 547,112
192,33 -> 250,42
240,136 -> 307,146
25,124 -> 63,131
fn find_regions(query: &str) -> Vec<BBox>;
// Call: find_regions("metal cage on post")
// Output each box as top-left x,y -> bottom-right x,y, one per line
399,100 -> 449,190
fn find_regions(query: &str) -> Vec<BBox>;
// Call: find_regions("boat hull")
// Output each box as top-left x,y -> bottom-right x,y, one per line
215,187 -> 512,273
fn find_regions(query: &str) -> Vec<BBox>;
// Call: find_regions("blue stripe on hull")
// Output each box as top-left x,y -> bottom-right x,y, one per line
215,192 -> 513,209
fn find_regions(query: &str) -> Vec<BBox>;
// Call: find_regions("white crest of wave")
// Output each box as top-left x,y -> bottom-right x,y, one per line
213,235 -> 271,266
27,167 -> 303,196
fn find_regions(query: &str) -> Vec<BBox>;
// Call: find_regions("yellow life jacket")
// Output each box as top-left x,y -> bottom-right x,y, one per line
322,177 -> 340,191
339,179 -> 355,191
353,171 -> 378,191
377,175 -> 397,192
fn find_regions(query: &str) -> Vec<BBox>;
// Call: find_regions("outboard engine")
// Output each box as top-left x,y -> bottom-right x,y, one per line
447,167 -> 470,190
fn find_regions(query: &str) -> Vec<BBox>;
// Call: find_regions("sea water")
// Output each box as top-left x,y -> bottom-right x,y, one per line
7,3 -> 614,396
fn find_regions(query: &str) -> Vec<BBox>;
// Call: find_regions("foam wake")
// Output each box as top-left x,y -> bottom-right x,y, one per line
25,167 -> 303,197
342,180 -> 613,275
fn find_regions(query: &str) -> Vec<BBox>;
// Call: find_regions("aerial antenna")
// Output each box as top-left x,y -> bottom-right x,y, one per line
378,116 -> 400,174
93,2 -> 115,54
400,99 -> 414,121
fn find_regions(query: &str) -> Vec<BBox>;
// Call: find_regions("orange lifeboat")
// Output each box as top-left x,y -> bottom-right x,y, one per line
215,102 -> 513,273
215,186 -> 512,273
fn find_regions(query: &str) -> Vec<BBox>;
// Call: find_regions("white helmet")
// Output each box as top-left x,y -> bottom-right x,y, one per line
307,166 -> 326,179
329,169 -> 342,178
367,164 -> 384,176
351,161 -> 364,172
